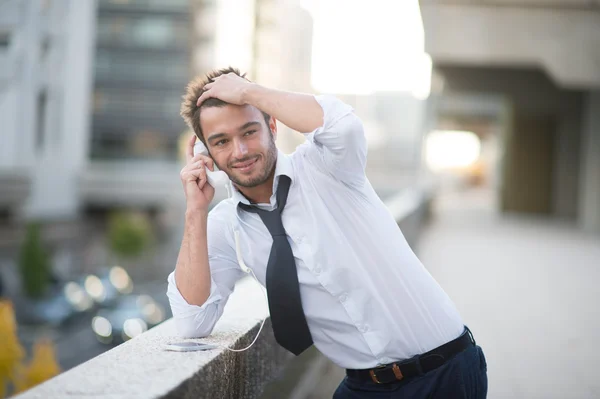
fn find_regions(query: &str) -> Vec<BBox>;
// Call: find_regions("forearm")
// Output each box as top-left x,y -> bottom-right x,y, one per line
174,210 -> 211,306
242,84 -> 323,134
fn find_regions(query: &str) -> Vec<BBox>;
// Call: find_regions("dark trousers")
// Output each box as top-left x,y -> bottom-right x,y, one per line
333,345 -> 488,398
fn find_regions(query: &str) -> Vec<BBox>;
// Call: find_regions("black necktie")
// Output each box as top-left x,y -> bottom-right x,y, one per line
238,175 -> 313,355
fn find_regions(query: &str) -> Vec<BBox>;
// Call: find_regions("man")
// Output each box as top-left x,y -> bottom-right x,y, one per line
167,67 -> 488,398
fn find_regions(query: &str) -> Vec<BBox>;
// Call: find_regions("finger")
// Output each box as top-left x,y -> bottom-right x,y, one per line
182,167 -> 206,190
183,155 -> 216,182
181,158 -> 204,175
186,134 -> 196,162
196,164 -> 207,190
188,154 -> 212,166
181,166 -> 202,182
197,90 -> 213,106
182,161 -> 205,177
190,160 -> 216,179
203,157 -> 215,171
188,160 -> 203,170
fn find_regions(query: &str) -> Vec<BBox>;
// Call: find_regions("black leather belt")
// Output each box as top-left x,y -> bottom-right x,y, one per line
346,327 -> 475,384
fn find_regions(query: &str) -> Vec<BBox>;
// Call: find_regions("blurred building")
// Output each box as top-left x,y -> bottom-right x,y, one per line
421,0 -> 600,234
0,0 -> 194,288
0,0 -> 96,220
0,0 -> 433,224
0,0 -> 192,220
81,0 -> 191,210
0,0 -> 317,221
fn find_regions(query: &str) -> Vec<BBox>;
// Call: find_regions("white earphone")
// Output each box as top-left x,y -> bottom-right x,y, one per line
193,141 -> 230,187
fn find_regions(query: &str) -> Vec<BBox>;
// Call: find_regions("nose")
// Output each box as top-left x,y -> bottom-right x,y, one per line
232,139 -> 248,159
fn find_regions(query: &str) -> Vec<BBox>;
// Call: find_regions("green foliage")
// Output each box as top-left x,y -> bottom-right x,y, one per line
108,211 -> 153,259
18,223 -> 51,299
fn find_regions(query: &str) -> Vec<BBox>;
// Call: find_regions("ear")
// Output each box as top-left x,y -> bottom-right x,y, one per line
268,116 -> 278,140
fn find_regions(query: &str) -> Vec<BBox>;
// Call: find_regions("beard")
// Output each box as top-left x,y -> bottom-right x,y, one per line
219,135 -> 278,188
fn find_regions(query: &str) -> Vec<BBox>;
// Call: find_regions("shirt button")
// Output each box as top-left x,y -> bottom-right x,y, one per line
360,324 -> 369,333
339,293 -> 348,302
314,265 -> 321,274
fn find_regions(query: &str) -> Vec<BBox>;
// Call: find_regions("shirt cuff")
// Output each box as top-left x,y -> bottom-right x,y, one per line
166,271 -> 223,318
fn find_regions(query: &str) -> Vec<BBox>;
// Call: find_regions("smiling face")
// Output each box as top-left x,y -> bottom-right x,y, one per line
199,104 -> 278,188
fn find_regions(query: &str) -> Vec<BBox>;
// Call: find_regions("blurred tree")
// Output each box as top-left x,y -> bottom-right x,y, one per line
14,339 -> 61,394
108,211 -> 153,259
0,300 -> 25,397
18,223 -> 52,298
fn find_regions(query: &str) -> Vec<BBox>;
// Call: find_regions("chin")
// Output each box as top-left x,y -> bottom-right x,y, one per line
232,170 -> 270,188
236,176 -> 265,188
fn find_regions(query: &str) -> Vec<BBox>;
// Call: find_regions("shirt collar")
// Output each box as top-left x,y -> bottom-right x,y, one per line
231,149 -> 294,209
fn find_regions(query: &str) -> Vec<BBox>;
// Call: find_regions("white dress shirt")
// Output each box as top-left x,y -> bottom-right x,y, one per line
167,95 -> 464,369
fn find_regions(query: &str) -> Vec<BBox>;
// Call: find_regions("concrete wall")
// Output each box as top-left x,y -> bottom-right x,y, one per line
553,106 -> 582,219
420,2 -> 600,89
436,66 -> 585,218
501,112 -> 555,214
579,91 -> 600,234
420,1 -> 598,225
438,67 -> 583,117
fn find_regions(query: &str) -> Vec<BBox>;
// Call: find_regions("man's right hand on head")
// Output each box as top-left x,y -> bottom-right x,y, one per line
180,134 -> 216,213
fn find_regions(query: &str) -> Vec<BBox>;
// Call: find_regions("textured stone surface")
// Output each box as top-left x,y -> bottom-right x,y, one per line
14,277 -> 293,399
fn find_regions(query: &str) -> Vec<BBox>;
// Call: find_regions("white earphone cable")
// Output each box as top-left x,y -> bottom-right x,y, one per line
220,267 -> 268,352
211,182 -> 269,353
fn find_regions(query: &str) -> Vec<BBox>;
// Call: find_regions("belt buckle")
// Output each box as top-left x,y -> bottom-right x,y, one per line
369,363 -> 404,384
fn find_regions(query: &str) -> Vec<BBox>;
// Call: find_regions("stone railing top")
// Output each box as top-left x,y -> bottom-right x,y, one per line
13,277 -> 284,399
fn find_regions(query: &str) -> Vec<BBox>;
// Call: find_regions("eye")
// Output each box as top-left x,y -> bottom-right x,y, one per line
244,130 -> 257,136
215,139 -> 228,147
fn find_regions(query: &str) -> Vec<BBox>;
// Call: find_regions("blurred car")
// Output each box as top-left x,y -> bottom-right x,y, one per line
91,294 -> 165,345
15,284 -> 80,327
77,266 -> 134,308
15,266 -> 134,327
15,274 -> 96,326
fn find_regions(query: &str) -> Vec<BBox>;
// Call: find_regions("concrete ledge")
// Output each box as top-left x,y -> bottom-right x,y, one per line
14,278 -> 292,399
14,186 -> 432,399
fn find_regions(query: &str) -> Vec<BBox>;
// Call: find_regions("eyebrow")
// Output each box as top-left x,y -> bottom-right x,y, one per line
206,121 -> 262,144
238,121 -> 261,131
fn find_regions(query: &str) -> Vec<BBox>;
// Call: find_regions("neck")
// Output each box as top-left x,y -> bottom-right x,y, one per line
235,172 -> 276,204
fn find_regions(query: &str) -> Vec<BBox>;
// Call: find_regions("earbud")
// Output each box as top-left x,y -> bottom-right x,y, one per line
193,142 -> 230,187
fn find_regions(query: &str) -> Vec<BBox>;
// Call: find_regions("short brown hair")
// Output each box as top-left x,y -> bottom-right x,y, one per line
180,67 -> 271,145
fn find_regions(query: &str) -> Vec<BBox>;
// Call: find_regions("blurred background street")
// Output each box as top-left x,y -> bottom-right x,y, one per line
1,0 -> 599,398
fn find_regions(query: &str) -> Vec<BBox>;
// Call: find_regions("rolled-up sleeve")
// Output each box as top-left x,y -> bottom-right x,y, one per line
166,209 -> 244,338
305,95 -> 367,187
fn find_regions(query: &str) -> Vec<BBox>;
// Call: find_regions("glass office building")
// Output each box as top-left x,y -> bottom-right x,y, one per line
91,0 -> 191,161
